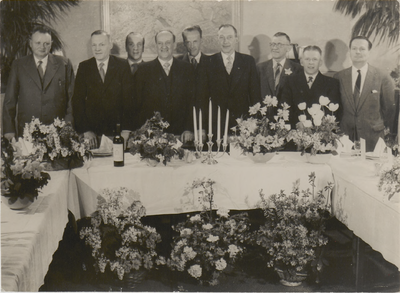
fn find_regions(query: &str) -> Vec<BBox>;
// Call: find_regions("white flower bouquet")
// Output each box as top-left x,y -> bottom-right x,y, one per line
378,155 -> 400,201
287,96 -> 341,155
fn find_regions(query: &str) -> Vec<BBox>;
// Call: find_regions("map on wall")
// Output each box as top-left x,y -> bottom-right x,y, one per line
108,1 -> 235,58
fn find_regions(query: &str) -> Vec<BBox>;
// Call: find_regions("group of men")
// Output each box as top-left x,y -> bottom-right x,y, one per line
2,24 -> 396,152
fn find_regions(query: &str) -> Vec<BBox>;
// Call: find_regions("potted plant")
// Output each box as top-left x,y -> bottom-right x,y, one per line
127,112 -> 185,166
79,187 -> 165,288
287,96 -> 341,163
230,95 -> 291,163
23,117 -> 91,170
167,178 -> 249,286
253,172 -> 332,286
1,137 -> 50,209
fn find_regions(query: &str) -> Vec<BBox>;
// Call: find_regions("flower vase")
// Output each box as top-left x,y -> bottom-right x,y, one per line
2,195 -> 34,210
275,267 -> 307,286
248,152 -> 275,163
305,153 -> 332,164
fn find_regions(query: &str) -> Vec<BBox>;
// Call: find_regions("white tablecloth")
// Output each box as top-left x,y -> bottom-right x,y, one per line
1,170 -> 70,292
69,152 -> 334,218
329,156 -> 400,268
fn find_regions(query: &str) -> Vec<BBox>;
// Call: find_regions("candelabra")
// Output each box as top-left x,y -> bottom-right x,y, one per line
194,134 -> 228,165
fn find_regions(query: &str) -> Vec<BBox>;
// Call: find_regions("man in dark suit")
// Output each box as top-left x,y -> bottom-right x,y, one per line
257,32 -> 302,101
2,25 -> 75,139
72,30 -> 132,148
281,45 -> 341,129
208,24 -> 261,131
133,30 -> 195,135
126,32 -> 145,75
334,36 -> 395,151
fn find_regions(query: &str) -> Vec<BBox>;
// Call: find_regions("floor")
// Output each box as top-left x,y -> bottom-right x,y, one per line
39,212 -> 400,292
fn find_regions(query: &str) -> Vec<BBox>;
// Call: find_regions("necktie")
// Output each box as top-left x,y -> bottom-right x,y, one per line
307,76 -> 313,88
226,55 -> 233,74
99,62 -> 105,82
354,70 -> 361,105
163,62 -> 170,76
37,61 -> 44,82
275,63 -> 282,89
131,63 -> 138,74
191,58 -> 197,69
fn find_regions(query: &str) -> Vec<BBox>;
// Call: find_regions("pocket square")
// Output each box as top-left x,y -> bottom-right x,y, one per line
371,90 -> 378,93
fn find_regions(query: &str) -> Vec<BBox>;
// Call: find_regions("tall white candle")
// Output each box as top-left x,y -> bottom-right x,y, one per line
223,109 -> 229,145
217,106 -> 221,141
208,99 -> 212,135
193,106 -> 198,142
199,109 -> 203,145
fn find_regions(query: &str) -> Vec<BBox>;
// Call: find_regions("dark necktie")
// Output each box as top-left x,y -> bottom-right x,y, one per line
354,70 -> 361,105
191,58 -> 197,69
99,62 -> 105,82
275,63 -> 282,89
307,76 -> 313,88
37,61 -> 44,82
131,63 -> 138,74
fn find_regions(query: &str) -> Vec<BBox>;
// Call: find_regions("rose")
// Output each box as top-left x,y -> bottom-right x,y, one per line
215,258 -> 227,271
188,264 -> 202,278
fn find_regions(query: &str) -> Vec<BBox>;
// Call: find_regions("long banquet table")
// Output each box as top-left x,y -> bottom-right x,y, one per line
1,170 -> 70,292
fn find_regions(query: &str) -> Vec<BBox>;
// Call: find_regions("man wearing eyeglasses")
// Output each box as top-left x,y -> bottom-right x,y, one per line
3,25 -> 75,140
207,24 -> 260,131
257,32 -> 302,101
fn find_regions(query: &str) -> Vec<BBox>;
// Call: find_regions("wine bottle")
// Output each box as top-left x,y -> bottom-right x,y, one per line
113,124 -> 124,167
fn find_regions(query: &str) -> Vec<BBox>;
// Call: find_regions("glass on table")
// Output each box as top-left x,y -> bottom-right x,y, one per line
353,140 -> 361,156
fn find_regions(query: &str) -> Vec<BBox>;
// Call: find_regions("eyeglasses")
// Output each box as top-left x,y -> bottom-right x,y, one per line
270,42 -> 289,48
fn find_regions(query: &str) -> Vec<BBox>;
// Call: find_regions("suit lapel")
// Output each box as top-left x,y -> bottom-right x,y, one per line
342,68 -> 356,112
357,67 -> 374,111
266,60 -> 275,95
215,53 -> 229,93
230,52 -> 244,92
294,72 -> 310,102
103,56 -> 117,90
170,58 -> 180,96
154,59 -> 168,94
23,55 -> 42,89
43,54 -> 60,90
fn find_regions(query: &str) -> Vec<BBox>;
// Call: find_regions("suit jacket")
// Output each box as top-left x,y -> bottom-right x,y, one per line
72,55 -> 132,136
180,52 -> 211,113
281,71 -> 341,128
207,52 -> 261,131
334,65 -> 395,151
257,58 -> 302,100
133,57 -> 195,134
2,54 -> 74,136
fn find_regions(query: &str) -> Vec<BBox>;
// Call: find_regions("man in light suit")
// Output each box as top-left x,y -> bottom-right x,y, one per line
281,45 -> 341,129
208,24 -> 261,131
126,32 -> 145,75
133,30 -> 195,135
257,32 -> 302,101
72,30 -> 132,148
2,25 -> 75,139
334,36 -> 395,151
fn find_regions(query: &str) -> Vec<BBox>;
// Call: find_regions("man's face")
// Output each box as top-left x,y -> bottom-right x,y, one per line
270,35 -> 291,61
126,34 -> 144,61
350,39 -> 370,65
301,50 -> 322,75
156,31 -> 174,61
217,26 -> 237,55
91,34 -> 112,62
183,30 -> 202,57
30,32 -> 52,59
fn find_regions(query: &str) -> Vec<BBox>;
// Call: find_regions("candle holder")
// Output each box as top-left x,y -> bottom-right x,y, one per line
202,134 -> 218,164
194,140 -> 203,159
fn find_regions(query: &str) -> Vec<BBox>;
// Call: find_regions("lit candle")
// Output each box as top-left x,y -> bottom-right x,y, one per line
208,99 -> 212,135
193,107 -> 198,142
217,106 -> 221,141
223,109 -> 229,145
199,109 -> 203,145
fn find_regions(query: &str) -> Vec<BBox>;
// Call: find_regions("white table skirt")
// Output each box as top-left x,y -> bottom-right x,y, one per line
330,156 -> 400,268
1,170 -> 70,292
69,152 -> 334,218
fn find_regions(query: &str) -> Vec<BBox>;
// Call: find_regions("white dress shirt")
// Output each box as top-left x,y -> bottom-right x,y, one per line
34,55 -> 49,75
305,72 -> 318,87
96,57 -> 110,75
221,51 -> 235,68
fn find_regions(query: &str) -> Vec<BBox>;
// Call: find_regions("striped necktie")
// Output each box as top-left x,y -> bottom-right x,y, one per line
37,61 -> 44,82
354,70 -> 361,105
99,62 -> 105,82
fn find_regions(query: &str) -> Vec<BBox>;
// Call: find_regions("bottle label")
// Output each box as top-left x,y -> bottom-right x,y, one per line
113,144 -> 124,161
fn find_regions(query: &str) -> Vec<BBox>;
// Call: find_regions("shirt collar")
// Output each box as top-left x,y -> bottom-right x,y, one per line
190,52 -> 201,63
34,54 -> 49,68
273,58 -> 286,69
128,58 -> 143,66
305,72 -> 318,81
158,57 -> 173,68
352,63 -> 368,76
96,57 -> 110,70
221,51 -> 235,63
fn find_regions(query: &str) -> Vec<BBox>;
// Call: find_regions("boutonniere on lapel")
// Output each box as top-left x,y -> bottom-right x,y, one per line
371,90 -> 378,94
284,68 -> 292,75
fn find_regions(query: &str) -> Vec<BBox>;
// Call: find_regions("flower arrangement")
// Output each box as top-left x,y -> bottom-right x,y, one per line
80,187 -> 164,281
378,155 -> 400,201
167,178 -> 249,285
127,112 -> 185,165
23,117 -> 91,165
287,96 -> 341,155
231,95 -> 291,155
1,137 -> 50,204
253,173 -> 332,278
